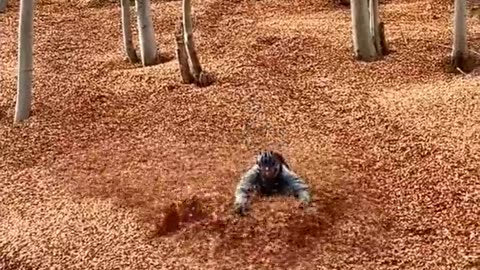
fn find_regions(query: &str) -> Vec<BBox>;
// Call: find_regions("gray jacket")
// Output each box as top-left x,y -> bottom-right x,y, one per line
234,163 -> 311,210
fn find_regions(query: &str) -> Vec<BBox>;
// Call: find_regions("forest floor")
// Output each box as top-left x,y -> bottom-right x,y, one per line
1,0 -> 479,269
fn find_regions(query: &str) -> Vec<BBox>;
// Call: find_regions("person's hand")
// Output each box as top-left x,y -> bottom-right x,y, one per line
297,200 -> 317,214
233,202 -> 248,216
297,198 -> 310,209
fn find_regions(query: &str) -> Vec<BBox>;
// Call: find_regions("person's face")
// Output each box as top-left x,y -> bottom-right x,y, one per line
260,164 -> 280,180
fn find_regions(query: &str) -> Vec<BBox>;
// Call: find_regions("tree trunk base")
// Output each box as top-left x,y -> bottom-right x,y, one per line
193,71 -> 215,87
379,22 -> 389,56
175,21 -> 215,87
127,49 -> 140,63
451,55 -> 468,72
445,50 -> 480,74
176,30 -> 195,84
354,51 -> 379,62
0,0 -> 7,13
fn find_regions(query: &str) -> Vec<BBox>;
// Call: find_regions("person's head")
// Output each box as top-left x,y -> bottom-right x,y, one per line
256,151 -> 282,180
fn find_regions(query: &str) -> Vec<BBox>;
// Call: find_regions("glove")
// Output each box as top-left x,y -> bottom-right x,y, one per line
233,202 -> 248,216
297,197 -> 311,209
297,191 -> 311,208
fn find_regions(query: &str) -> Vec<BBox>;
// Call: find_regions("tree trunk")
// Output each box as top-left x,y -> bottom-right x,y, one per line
369,0 -> 381,55
121,0 -> 139,63
182,0 -> 202,77
351,0 -> 377,61
0,0 -> 7,13
14,0 -> 35,123
175,22 -> 194,84
451,0 -> 468,71
378,22 -> 389,55
180,0 -> 214,87
135,0 -> 157,66
369,0 -> 389,56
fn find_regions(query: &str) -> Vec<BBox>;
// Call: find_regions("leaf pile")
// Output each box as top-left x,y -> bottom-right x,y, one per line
0,0 -> 479,269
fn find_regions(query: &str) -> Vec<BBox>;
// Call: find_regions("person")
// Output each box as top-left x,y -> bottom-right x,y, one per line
233,151 -> 311,215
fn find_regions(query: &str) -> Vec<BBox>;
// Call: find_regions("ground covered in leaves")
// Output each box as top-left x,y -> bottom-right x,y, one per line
0,0 -> 479,269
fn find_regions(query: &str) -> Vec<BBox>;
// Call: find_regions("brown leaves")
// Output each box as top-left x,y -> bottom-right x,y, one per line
0,0 -> 479,269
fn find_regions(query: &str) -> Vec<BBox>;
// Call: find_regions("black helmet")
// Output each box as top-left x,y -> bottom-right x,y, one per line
256,151 -> 283,179
256,151 -> 279,167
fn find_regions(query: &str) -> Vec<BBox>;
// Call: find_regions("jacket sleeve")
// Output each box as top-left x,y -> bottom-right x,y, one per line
234,164 -> 259,207
280,165 -> 311,204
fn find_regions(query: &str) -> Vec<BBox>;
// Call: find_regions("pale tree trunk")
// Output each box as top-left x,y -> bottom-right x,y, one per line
135,0 -> 157,66
182,0 -> 202,78
175,22 -> 194,84
451,0 -> 468,71
14,0 -> 35,123
369,0 -> 389,56
175,0 -> 214,87
370,0 -> 382,54
121,0 -> 139,63
351,0 -> 377,61
0,0 -> 7,13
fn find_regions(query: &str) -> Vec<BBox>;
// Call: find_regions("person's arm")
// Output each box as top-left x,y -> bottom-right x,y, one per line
281,165 -> 311,205
233,164 -> 259,215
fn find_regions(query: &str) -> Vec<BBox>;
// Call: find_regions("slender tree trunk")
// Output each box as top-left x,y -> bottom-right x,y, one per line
179,0 -> 214,87
351,0 -> 377,61
14,0 -> 35,123
121,0 -> 139,63
378,22 -> 389,55
369,0 -> 389,56
451,0 -> 468,70
135,0 -> 157,66
182,0 -> 202,77
0,0 -> 7,13
175,22 -> 194,84
369,0 -> 381,55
